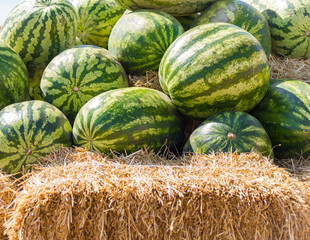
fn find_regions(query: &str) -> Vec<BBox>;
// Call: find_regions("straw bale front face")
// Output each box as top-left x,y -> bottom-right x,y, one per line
4,149 -> 310,240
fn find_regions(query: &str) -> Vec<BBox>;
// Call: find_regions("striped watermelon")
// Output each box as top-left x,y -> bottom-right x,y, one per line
175,13 -> 201,31
184,111 -> 273,157
245,0 -> 310,58
73,87 -> 184,154
114,0 -> 215,16
0,41 -> 28,110
0,100 -> 72,174
250,79 -> 310,159
77,0 -> 126,49
195,0 -> 271,57
0,0 -> 78,99
159,23 -> 270,120
40,45 -> 129,123
108,9 -> 184,74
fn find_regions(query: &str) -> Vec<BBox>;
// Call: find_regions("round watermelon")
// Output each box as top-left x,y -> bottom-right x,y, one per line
0,41 -> 28,110
0,100 -> 72,174
250,79 -> 310,159
159,22 -> 270,119
108,9 -> 184,74
77,0 -> 126,49
40,45 -> 129,123
184,111 -> 273,157
0,0 -> 78,99
195,0 -> 271,57
245,0 -> 310,58
73,87 -> 184,154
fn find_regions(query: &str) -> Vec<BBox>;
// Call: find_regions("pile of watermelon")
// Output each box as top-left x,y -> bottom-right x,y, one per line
0,0 -> 309,175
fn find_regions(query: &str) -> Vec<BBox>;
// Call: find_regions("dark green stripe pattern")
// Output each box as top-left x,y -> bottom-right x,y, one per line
40,45 -> 129,123
0,100 -> 72,174
77,0 -> 125,49
73,87 -> 184,154
159,22 -> 270,120
195,0 -> 271,56
184,111 -> 273,157
0,41 -> 29,110
250,79 -> 310,159
108,9 -> 184,74
0,0 -> 78,99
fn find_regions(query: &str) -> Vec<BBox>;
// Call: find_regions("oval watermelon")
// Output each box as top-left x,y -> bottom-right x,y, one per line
108,9 -> 184,74
40,45 -> 129,123
195,0 -> 271,57
184,111 -> 273,157
0,100 -> 72,174
159,22 -> 270,119
250,79 -> 310,159
0,41 -> 29,110
73,87 -> 184,154
0,0 -> 78,99
77,0 -> 126,49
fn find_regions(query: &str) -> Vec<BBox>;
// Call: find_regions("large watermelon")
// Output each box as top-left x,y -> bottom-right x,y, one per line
250,79 -> 310,159
0,41 -> 28,110
245,0 -> 310,58
73,87 -> 184,154
0,100 -> 72,174
159,22 -> 270,120
114,0 -> 215,16
40,45 -> 129,123
108,9 -> 184,74
76,0 -> 126,49
195,0 -> 271,57
0,0 -> 78,99
184,111 -> 273,157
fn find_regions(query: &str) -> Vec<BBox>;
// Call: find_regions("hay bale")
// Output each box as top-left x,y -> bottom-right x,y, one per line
0,171 -> 17,239
5,148 -> 310,240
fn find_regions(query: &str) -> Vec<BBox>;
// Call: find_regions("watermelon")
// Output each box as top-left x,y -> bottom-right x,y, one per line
0,0 -> 78,99
73,87 -> 184,154
0,41 -> 29,110
40,45 -> 129,123
0,100 -> 72,174
250,79 -> 310,159
114,0 -> 215,16
184,111 -> 273,157
175,13 -> 201,31
245,0 -> 310,58
159,23 -> 270,120
195,0 -> 271,57
108,9 -> 184,74
76,0 -> 126,49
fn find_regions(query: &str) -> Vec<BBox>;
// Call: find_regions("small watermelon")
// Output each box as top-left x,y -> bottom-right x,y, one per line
184,111 -> 273,157
108,9 -> 184,74
250,79 -> 310,159
40,45 -> 129,123
0,101 -> 72,174
73,87 -> 184,154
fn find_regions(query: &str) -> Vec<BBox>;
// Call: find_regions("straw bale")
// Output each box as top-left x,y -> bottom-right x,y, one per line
129,71 -> 162,91
5,148 -> 310,240
0,171 -> 17,240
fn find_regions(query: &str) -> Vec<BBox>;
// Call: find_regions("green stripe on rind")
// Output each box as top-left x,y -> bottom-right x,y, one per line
245,0 -> 310,58
159,22 -> 270,119
195,0 -> 271,57
108,9 -> 184,74
114,0 -> 215,16
0,100 -> 72,174
0,0 -> 78,99
250,79 -> 310,159
77,0 -> 125,49
73,87 -> 184,154
40,45 -> 129,123
184,111 -> 273,157
0,41 -> 29,110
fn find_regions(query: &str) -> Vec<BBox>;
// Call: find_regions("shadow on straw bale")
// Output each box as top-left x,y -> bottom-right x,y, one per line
4,147 -> 310,240
0,171 -> 17,239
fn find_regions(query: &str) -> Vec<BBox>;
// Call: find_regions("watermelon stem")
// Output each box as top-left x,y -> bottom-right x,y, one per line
73,86 -> 79,92
25,149 -> 32,155
307,31 -> 310,37
228,133 -> 236,140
